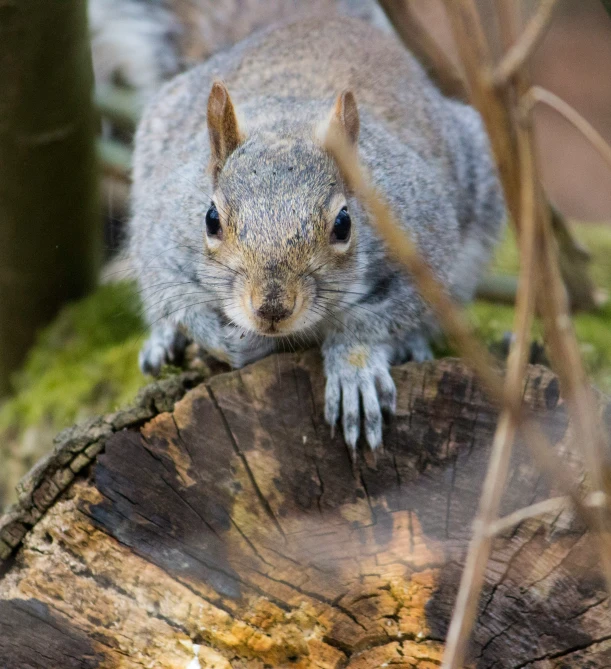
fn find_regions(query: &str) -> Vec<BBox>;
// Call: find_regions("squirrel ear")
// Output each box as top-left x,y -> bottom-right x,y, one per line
330,90 -> 359,146
207,81 -> 244,180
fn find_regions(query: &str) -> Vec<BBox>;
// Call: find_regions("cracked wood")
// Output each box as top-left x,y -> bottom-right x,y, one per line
0,352 -> 609,668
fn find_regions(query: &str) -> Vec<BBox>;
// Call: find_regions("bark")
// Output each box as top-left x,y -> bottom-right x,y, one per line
0,353 -> 609,668
0,0 -> 100,395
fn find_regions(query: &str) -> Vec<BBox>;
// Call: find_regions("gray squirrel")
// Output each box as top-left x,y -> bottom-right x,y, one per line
129,15 -> 505,452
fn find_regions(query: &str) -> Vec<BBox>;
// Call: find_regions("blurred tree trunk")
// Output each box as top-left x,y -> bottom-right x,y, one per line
0,0 -> 100,396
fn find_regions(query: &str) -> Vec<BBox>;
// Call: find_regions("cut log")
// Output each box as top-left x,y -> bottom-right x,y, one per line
0,353 -> 609,668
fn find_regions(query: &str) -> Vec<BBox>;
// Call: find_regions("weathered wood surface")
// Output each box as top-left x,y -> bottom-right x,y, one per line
0,352 -> 609,668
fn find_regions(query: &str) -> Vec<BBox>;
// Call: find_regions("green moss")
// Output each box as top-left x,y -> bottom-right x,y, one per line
471,221 -> 611,393
570,224 -> 611,290
490,221 -> 611,290
0,281 -> 147,434
489,225 -> 521,277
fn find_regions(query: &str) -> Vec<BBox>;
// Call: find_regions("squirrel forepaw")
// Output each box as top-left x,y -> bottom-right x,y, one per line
393,331 -> 434,364
139,323 -> 188,376
324,344 -> 396,454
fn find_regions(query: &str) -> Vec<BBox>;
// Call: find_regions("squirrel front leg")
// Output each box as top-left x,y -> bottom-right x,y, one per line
322,334 -> 397,453
139,322 -> 189,376
140,311 -> 276,376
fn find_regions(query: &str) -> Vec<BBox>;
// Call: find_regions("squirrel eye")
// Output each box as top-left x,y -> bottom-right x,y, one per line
331,207 -> 351,243
206,203 -> 221,238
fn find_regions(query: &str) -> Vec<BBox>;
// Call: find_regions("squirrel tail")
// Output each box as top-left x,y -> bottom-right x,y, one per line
89,0 -> 184,102
88,0 -> 390,103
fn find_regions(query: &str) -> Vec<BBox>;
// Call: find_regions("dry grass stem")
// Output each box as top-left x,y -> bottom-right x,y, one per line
367,0 -> 611,665
441,0 -> 600,311
440,70 -> 540,667
487,496 -> 570,536
443,2 -> 611,664
443,0 -> 522,222
492,0 -> 560,86
443,0 -> 609,507
520,95 -> 611,587
377,0 -> 467,100
325,119 -> 607,666
324,128 -> 586,506
325,126 -> 501,398
534,202 -> 611,593
524,86 -> 611,173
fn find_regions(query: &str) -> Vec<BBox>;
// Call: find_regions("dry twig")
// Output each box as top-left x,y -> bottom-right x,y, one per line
439,2 -> 611,666
366,0 -> 611,666
440,22 -> 541,657
524,86 -> 611,172
324,127 -> 587,501
325,114 -> 607,669
377,0 -> 467,100
492,0 -> 560,85
487,496 -> 570,536
378,0 -> 601,311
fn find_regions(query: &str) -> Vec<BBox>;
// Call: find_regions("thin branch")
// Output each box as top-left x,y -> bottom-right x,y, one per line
324,124 -> 501,400
325,120 -> 608,669
488,497 -> 571,536
440,62 -> 540,669
376,3 -> 599,316
432,1 -> 611,666
377,0 -> 468,100
519,25 -> 611,638
492,0 -> 560,86
534,192 -> 611,594
438,1 -> 606,501
523,86 -> 611,173
487,496 -> 570,536
494,0 -> 521,52
519,92 -> 611,595
323,126 -> 591,520
442,0 -> 522,224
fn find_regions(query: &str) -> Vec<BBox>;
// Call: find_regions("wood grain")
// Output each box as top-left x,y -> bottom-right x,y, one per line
0,352 -> 609,667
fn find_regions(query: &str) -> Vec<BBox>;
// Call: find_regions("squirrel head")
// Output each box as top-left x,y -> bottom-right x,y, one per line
204,81 -> 362,337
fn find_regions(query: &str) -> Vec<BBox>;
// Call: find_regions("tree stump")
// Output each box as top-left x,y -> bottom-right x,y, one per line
0,352 -> 609,668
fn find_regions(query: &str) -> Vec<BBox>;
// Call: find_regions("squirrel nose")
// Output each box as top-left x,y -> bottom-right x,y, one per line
255,300 -> 294,324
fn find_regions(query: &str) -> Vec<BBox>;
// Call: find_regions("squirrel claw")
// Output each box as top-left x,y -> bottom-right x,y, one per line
376,367 -> 397,415
361,376 -> 383,450
341,377 -> 360,450
323,344 -> 396,454
324,373 -> 341,430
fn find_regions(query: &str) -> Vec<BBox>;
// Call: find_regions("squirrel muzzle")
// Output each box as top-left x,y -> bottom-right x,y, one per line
246,280 -> 303,335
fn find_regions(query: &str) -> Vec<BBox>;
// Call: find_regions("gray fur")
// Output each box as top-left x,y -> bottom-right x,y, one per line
89,0 -> 183,101
129,16 -> 505,453
89,0 -> 390,102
